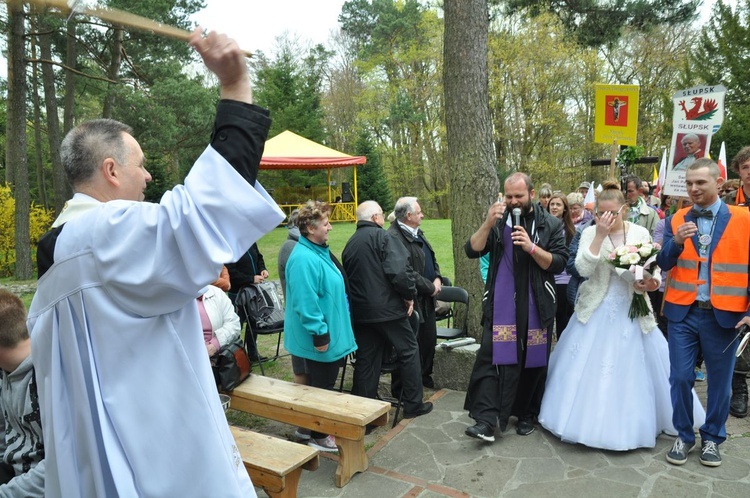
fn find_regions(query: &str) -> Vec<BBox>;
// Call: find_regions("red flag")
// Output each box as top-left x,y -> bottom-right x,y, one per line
718,142 -> 727,180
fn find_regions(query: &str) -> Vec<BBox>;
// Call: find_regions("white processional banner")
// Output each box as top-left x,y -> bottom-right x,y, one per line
663,85 -> 726,197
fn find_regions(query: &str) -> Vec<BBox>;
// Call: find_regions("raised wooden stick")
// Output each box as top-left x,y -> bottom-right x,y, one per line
24,0 -> 253,58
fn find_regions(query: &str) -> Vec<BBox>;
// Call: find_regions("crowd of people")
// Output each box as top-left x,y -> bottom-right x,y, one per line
1,29 -> 749,497
462,159 -> 750,470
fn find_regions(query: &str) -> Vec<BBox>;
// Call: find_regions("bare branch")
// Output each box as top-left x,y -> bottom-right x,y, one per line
26,57 -> 118,83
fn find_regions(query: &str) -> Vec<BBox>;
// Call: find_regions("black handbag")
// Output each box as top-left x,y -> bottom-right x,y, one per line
213,340 -> 251,391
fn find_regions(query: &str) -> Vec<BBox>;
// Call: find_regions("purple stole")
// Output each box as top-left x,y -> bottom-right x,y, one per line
492,225 -> 548,367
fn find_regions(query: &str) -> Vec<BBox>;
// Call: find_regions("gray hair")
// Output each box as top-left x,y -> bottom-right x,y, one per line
566,192 -> 584,207
356,200 -> 382,221
60,119 -> 133,188
287,209 -> 300,228
682,133 -> 700,145
393,196 -> 418,221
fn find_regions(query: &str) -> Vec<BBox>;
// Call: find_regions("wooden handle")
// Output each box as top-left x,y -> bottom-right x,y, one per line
24,0 -> 253,58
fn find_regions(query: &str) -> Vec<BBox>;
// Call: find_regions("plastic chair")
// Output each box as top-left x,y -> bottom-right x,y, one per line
434,277 -> 454,326
435,286 -> 469,340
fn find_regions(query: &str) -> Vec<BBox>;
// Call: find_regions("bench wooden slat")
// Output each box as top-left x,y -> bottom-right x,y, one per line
230,426 -> 319,498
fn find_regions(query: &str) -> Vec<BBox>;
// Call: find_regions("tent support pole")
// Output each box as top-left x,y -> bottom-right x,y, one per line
354,166 -> 358,208
327,168 -> 332,203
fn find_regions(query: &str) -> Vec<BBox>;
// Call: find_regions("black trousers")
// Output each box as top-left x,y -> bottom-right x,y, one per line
351,318 -> 424,413
417,305 -> 438,379
648,289 -> 668,339
307,357 -> 344,439
554,283 -> 572,339
0,462 -> 14,485
464,321 -> 547,431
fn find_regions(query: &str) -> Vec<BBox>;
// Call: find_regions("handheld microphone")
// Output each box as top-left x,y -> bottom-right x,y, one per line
512,208 -> 521,228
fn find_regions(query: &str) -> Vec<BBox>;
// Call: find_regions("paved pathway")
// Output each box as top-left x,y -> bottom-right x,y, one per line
284,388 -> 750,498
9,282 -> 748,496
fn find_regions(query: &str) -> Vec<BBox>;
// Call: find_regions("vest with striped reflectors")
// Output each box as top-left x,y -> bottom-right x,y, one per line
665,205 -> 750,312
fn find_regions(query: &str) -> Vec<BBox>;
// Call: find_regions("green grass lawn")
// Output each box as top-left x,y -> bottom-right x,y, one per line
1,219 -> 456,305
0,277 -> 37,307
256,219 -> 455,283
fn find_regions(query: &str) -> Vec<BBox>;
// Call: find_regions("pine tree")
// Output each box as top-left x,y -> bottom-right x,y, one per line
354,132 -> 392,211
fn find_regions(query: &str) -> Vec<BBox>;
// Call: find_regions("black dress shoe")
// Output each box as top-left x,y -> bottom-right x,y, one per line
465,422 -> 495,442
403,402 -> 433,418
422,376 -> 435,388
516,418 -> 535,436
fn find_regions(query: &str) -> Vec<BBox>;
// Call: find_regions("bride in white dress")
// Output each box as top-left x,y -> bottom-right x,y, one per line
539,181 -> 705,451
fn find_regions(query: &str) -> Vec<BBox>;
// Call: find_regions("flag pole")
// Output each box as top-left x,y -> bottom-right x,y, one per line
609,140 -> 618,179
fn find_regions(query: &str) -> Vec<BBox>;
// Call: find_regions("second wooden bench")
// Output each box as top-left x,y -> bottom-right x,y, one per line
230,426 -> 319,498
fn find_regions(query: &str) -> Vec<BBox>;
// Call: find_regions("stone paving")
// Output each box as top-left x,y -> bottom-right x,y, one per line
8,281 -> 748,496
285,388 -> 750,498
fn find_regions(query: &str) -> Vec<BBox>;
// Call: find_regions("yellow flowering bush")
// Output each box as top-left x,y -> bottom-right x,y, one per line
0,183 -> 54,276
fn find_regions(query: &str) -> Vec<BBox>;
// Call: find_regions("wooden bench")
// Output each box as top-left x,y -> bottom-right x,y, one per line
230,426 -> 319,498
227,375 -> 390,487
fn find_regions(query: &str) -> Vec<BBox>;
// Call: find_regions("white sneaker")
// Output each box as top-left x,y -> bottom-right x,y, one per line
293,428 -> 311,441
308,435 -> 338,453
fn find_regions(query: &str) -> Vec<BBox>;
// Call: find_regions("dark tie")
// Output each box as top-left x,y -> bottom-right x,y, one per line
690,209 -> 713,219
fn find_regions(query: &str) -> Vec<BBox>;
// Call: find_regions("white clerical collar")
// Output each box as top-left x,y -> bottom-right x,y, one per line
51,193 -> 102,228
397,220 -> 419,238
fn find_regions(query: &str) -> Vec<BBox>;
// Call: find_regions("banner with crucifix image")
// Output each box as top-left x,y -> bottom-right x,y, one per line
594,84 -> 640,146
663,85 -> 727,197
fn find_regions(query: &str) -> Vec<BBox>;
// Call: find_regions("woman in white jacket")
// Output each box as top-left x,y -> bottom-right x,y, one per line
198,285 -> 241,358
539,181 -> 705,450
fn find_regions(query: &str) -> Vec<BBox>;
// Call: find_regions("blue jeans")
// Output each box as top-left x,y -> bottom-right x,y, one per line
668,307 -> 737,444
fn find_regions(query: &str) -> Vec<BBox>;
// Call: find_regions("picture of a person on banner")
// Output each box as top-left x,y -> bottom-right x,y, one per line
672,133 -> 706,171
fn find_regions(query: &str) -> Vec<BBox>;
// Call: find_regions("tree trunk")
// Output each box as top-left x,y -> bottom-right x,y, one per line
443,0 -> 499,338
31,28 -> 49,209
7,1 -> 33,280
40,14 -> 67,214
63,20 -> 76,135
102,26 -> 124,119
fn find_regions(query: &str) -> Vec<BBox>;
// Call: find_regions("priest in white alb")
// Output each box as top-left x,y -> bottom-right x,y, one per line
27,29 -> 284,497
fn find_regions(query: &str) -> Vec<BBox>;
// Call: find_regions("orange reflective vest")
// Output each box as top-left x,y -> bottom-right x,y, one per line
665,206 -> 750,312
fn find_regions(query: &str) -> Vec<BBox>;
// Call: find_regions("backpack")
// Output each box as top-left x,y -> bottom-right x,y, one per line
236,282 -> 285,331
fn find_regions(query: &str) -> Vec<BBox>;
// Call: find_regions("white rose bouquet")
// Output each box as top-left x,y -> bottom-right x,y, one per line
606,242 -> 661,319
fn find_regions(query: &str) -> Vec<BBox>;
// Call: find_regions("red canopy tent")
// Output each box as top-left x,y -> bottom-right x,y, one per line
260,131 -> 366,222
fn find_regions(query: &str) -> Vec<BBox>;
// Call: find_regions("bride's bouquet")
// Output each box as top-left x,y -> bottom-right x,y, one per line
607,242 -> 661,319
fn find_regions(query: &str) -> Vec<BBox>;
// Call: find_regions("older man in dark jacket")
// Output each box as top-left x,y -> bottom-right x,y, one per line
387,196 -> 443,388
464,173 -> 568,443
343,201 -> 433,418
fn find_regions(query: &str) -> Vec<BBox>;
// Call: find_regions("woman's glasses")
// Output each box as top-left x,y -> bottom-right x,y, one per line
595,205 -> 625,217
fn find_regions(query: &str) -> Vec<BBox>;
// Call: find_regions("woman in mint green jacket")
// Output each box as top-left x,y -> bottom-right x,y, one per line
284,201 -> 357,452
